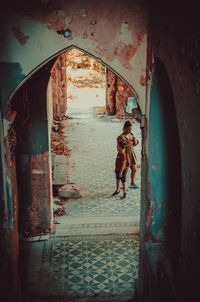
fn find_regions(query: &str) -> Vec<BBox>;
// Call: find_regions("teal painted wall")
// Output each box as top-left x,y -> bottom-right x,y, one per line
137,59 -> 182,301
13,65 -> 52,234
149,59 -> 181,246
0,65 -> 22,301
0,62 -> 25,117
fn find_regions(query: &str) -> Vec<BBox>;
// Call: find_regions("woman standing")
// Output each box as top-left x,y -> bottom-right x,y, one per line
117,120 -> 139,189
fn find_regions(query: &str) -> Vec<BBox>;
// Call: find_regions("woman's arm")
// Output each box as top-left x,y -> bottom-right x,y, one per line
132,134 -> 139,146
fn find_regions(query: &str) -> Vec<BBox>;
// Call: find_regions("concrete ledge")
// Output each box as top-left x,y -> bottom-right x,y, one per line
58,183 -> 81,199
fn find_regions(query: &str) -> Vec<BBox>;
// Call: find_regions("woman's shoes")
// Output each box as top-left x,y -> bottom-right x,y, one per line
112,191 -> 127,198
129,183 -> 139,189
122,192 -> 127,199
112,190 -> 120,196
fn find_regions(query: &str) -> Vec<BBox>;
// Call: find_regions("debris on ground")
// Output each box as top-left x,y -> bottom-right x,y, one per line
58,183 -> 81,199
53,207 -> 67,216
53,197 -> 68,216
51,121 -> 71,156
51,142 -> 70,156
54,198 -> 66,206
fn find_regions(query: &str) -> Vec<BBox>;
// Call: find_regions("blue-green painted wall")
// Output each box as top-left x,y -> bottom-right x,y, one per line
149,60 -> 181,245
137,60 -> 182,301
0,63 -> 25,118
13,66 -> 51,234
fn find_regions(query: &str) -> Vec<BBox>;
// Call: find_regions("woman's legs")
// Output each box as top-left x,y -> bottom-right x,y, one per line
122,181 -> 126,193
129,164 -> 139,189
116,179 -> 120,192
112,178 -> 120,196
130,164 -> 137,184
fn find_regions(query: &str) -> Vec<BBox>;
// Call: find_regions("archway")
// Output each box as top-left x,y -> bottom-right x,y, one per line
8,46 -> 142,236
0,1 -> 148,300
47,48 -> 142,234
7,46 -> 143,299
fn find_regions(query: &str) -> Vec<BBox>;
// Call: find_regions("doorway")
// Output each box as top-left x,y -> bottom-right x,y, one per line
44,48 -> 142,297
11,48 -> 143,300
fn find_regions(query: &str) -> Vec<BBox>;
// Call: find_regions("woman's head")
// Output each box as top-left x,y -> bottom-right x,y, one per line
117,141 -> 126,152
123,120 -> 132,133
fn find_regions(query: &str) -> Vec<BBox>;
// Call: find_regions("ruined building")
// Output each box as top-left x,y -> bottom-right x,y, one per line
0,0 -> 200,301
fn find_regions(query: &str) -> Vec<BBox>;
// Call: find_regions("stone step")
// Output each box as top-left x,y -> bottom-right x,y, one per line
58,183 -> 81,198
52,155 -> 68,185
54,215 -> 140,236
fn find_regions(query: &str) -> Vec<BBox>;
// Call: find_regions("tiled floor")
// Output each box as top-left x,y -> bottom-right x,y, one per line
22,111 -> 141,301
23,234 -> 139,300
54,111 -> 141,236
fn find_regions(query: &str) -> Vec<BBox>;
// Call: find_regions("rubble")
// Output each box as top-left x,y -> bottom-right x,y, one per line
53,197 -> 67,217
58,184 -> 81,199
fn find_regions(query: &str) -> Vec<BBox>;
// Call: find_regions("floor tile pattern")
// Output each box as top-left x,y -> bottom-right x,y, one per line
64,193 -> 140,217
61,114 -> 141,218
38,234 -> 139,298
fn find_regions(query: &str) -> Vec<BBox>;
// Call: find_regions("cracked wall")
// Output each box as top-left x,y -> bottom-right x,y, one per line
0,0 -> 147,115
137,2 -> 200,302
0,0 -> 147,300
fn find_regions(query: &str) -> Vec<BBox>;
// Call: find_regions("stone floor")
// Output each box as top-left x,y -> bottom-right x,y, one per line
21,110 -> 141,301
21,234 -> 139,301
54,109 -> 141,236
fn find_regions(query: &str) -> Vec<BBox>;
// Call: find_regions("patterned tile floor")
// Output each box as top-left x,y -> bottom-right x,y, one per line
23,234 -> 139,300
54,110 -> 141,236
22,111 -> 141,301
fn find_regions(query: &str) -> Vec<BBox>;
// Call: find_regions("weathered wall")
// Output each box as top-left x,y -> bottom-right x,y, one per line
106,69 -> 136,117
137,60 -> 181,302
12,64 -> 54,235
0,0 -> 147,116
116,77 -> 135,117
4,1 -> 200,301
0,0 -> 145,300
51,53 -> 67,120
106,69 -> 116,115
137,2 -> 200,301
0,103 -> 21,301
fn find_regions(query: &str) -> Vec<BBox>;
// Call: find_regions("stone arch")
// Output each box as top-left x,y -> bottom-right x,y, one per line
8,46 -> 142,235
8,45 -> 139,110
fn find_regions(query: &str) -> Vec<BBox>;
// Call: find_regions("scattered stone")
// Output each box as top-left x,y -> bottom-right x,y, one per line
52,124 -> 59,132
53,208 -> 67,216
51,142 -> 69,156
58,184 -> 81,199
53,197 -> 61,203
53,203 -> 62,214
54,198 -> 65,206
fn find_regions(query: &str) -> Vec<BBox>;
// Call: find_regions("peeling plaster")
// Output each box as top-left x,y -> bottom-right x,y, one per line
65,15 -> 73,24
1,1 -> 147,114
119,23 -> 134,46
56,10 -> 66,18
140,75 -> 147,86
80,9 -> 87,18
11,25 -> 29,45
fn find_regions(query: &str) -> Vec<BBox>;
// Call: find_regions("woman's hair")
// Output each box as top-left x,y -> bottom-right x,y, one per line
118,141 -> 126,149
123,120 -> 132,130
